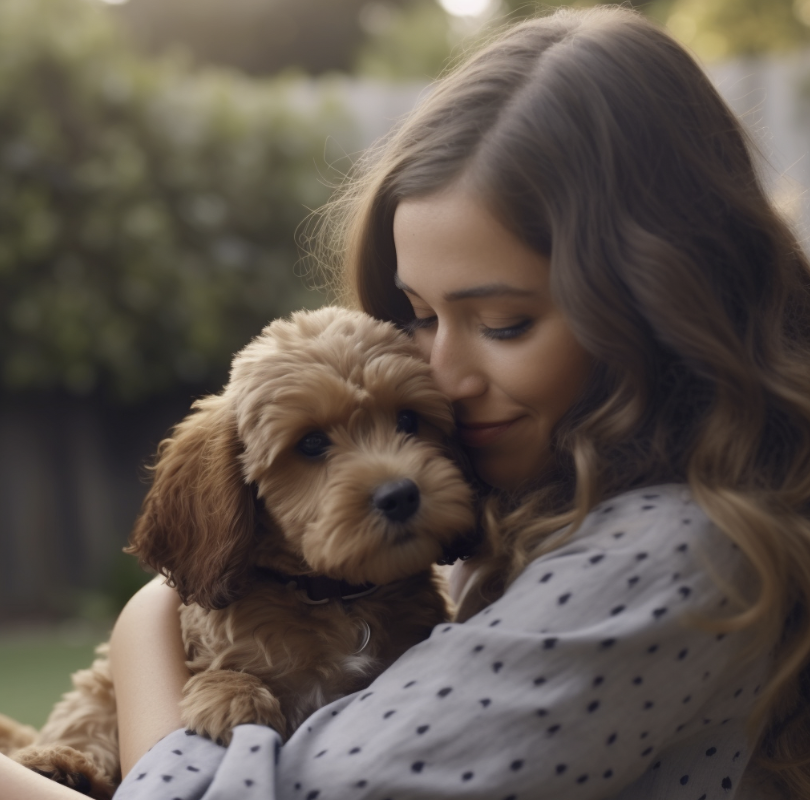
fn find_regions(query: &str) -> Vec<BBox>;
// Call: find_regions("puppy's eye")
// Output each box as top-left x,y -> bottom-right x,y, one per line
396,410 -> 419,435
297,431 -> 331,458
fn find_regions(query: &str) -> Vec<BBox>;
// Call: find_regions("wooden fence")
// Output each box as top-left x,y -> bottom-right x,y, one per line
0,394 -> 191,620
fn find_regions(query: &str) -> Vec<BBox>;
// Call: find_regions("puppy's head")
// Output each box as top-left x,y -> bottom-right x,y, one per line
233,307 -> 474,585
128,307 -> 475,607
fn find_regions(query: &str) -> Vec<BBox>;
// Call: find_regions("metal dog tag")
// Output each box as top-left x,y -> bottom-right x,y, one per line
353,619 -> 372,654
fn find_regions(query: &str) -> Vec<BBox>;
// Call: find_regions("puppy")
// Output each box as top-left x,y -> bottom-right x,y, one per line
3,307 -> 476,799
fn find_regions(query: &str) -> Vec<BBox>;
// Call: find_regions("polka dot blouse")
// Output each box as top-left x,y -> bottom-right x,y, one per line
114,484 -> 782,800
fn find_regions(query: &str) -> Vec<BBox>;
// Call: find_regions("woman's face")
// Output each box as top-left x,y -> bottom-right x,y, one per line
393,185 -> 593,491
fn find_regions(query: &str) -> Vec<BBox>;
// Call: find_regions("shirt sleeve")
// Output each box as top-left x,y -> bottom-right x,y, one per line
114,726 -> 278,800
115,485 -> 767,800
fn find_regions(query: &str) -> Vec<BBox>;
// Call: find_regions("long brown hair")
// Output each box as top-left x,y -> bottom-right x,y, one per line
309,6 -> 810,794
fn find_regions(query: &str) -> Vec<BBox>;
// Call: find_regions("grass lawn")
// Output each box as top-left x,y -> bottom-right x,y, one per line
0,621 -> 112,729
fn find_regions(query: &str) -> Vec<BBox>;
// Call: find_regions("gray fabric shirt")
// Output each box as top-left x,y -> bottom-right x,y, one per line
114,483 -> 779,800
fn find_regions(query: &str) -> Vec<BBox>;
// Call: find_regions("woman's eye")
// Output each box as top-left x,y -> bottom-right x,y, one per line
296,431 -> 331,458
481,319 -> 533,341
403,315 -> 437,336
396,410 -> 419,435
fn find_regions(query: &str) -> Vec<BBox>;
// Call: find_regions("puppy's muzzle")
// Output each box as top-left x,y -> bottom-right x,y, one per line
372,479 -> 420,523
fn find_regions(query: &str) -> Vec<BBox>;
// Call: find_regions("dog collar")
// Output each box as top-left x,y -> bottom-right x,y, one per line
255,567 -> 378,605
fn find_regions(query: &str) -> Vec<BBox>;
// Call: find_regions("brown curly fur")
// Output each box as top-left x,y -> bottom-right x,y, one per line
2,307 -> 474,798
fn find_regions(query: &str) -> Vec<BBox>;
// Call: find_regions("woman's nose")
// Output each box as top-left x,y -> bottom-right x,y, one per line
427,327 -> 486,402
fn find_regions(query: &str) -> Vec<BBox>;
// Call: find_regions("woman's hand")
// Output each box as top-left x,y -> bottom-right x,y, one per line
109,578 -> 190,777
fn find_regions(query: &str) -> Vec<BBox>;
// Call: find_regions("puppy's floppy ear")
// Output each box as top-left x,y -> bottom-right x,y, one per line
126,394 -> 255,610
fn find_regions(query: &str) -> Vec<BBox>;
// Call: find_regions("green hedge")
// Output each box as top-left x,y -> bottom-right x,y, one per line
0,0 -> 354,402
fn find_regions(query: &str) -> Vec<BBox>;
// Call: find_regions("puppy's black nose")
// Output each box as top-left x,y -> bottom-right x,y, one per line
372,479 -> 420,523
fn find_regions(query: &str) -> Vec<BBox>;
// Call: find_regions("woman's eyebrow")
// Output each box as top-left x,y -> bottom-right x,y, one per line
394,273 -> 537,301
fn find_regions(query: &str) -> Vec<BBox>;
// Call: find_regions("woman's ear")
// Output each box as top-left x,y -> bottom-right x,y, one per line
126,394 -> 256,610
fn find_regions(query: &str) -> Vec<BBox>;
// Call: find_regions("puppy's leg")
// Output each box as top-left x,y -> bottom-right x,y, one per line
21,648 -> 120,793
0,712 -> 37,755
14,743 -> 115,799
181,670 -> 286,745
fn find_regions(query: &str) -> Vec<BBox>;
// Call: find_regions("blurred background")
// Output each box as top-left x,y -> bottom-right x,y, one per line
0,0 -> 808,728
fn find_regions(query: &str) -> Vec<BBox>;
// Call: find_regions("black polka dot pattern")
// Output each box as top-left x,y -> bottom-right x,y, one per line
114,485 -> 772,800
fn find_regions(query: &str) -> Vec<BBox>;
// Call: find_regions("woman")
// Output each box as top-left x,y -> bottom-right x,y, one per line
5,5 -> 810,798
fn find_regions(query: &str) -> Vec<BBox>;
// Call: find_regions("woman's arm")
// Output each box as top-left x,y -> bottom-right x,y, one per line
109,578 -> 190,776
113,486 -> 771,800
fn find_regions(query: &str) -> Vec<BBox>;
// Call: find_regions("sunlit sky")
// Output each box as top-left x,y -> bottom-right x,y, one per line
438,0 -> 493,16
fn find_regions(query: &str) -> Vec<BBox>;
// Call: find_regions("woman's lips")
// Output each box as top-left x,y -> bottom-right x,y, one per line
457,419 -> 519,448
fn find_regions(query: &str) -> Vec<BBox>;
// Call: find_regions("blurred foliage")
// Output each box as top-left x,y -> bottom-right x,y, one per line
354,0 -> 810,81
111,0 -> 413,76
496,0 -> 810,59
662,0 -> 810,60
354,1 -> 455,80
2,0 -> 807,398
106,0 -> 810,82
0,0 -> 356,402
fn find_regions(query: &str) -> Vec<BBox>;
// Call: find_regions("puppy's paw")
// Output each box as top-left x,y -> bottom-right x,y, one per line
181,670 -> 287,745
14,744 -> 115,799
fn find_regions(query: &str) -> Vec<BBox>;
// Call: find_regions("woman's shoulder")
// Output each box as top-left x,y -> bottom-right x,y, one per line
476,482 -> 751,635
562,482 -> 731,569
